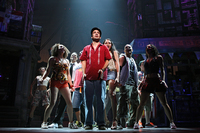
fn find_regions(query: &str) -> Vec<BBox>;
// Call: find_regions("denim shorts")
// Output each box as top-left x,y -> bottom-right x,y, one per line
72,88 -> 83,109
107,70 -> 117,81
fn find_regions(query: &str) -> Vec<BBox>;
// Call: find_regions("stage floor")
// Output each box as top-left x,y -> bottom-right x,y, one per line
0,127 -> 200,133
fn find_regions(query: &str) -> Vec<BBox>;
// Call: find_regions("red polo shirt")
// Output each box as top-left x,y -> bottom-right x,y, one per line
80,43 -> 111,80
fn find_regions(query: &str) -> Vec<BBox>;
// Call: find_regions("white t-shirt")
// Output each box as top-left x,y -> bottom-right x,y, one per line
36,76 -> 50,87
69,62 -> 78,82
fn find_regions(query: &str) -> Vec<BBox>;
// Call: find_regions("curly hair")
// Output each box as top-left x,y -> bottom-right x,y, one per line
103,38 -> 118,61
145,44 -> 159,58
51,43 -> 70,58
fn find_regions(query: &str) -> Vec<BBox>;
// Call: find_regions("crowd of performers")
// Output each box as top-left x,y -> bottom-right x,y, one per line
26,27 -> 177,130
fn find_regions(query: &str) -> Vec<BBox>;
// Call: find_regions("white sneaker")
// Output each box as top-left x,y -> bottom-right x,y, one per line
48,123 -> 58,128
133,123 -> 139,129
170,122 -> 177,129
41,122 -> 48,129
58,124 -> 63,128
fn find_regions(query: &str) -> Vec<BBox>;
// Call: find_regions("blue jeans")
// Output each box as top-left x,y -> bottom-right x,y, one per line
83,80 -> 105,126
72,88 -> 83,108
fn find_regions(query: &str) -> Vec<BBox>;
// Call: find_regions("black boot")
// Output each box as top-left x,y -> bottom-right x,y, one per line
26,117 -> 32,127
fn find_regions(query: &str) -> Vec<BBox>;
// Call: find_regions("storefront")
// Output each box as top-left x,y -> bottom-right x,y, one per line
0,37 -> 40,126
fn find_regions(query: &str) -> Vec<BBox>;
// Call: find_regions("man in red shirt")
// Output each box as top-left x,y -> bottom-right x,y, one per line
80,27 -> 111,130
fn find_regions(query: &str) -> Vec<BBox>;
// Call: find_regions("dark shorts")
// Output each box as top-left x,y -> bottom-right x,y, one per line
141,77 -> 167,93
32,90 -> 49,106
72,88 -> 83,109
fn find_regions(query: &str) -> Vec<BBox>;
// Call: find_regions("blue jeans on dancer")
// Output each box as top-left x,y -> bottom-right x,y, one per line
83,80 -> 105,126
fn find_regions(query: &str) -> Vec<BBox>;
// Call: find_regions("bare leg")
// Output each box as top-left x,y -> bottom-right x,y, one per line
29,105 -> 37,118
59,87 -> 73,123
108,79 -> 117,121
43,87 -> 59,122
155,92 -> 174,123
136,91 -> 150,123
145,110 -> 151,124
75,110 -> 81,122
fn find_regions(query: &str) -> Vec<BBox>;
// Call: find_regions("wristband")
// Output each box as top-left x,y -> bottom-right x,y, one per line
70,84 -> 74,88
102,68 -> 105,72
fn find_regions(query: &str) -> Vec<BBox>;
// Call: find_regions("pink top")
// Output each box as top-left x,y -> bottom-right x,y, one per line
73,63 -> 83,88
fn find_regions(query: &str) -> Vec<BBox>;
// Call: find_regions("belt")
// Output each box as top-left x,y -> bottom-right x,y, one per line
145,73 -> 159,78
108,69 -> 116,71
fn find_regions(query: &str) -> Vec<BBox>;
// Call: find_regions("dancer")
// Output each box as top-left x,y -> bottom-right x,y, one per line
40,43 -> 78,129
26,67 -> 50,127
104,86 -> 120,128
71,50 -> 84,127
134,44 -> 176,129
103,38 -> 120,129
69,52 -> 78,83
137,60 -> 157,128
80,27 -> 111,130
117,44 -> 139,129
48,52 -> 78,128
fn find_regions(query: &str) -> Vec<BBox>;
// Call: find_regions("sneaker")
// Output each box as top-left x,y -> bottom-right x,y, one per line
41,122 -> 48,129
58,124 -> 63,128
138,121 -> 143,128
126,121 -> 132,128
98,125 -> 106,130
117,124 -> 123,130
133,123 -> 139,129
76,121 -> 83,127
92,121 -> 97,128
48,123 -> 58,128
68,122 -> 78,129
111,121 -> 117,130
170,122 -> 177,129
85,125 -> 93,130
145,122 -> 157,128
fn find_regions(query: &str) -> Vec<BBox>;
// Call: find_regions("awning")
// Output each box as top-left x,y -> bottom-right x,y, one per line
130,36 -> 200,54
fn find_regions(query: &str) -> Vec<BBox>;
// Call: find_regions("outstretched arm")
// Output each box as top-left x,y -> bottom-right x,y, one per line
158,55 -> 168,88
67,65 -> 74,91
101,60 -> 109,71
42,57 -> 54,81
159,55 -> 165,81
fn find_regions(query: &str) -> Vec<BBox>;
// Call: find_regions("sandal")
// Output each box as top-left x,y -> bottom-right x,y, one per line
111,121 -> 117,130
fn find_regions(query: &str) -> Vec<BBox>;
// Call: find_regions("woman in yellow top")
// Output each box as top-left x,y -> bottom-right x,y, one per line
40,43 -> 78,129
